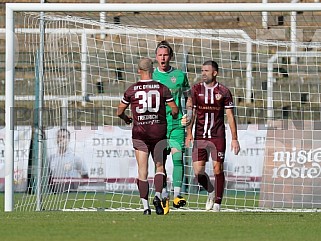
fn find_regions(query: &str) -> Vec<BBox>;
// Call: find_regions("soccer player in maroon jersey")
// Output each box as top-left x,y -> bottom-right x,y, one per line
185,60 -> 240,212
117,58 -> 178,215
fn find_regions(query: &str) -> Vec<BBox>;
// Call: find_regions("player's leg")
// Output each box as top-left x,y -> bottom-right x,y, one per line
133,139 -> 152,214
160,165 -> 170,214
212,161 -> 224,212
171,149 -> 187,208
192,139 -> 215,211
211,138 -> 226,212
153,139 -> 170,215
158,134 -> 170,214
161,148 -> 170,200
153,163 -> 166,215
152,139 -> 167,215
169,128 -> 187,208
161,139 -> 170,200
134,147 -> 151,215
192,160 -> 215,210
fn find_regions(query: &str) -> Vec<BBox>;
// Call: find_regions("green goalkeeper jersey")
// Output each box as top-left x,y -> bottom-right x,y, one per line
153,67 -> 190,130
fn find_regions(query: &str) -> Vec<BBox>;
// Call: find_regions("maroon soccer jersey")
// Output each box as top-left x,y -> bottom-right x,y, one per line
191,82 -> 234,139
121,79 -> 174,140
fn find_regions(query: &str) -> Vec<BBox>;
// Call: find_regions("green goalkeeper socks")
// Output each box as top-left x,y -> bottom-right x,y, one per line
172,152 -> 184,188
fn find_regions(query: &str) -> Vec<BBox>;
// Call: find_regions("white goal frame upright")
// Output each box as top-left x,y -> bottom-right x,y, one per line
5,2 -> 321,212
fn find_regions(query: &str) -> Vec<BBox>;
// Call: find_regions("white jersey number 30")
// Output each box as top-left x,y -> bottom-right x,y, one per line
135,90 -> 160,113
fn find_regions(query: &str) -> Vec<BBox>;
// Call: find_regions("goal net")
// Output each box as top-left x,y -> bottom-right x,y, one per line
4,3 -> 321,212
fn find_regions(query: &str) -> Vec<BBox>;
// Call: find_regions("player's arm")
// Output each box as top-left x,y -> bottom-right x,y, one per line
185,107 -> 196,148
167,100 -> 179,119
163,84 -> 178,119
181,96 -> 193,126
117,102 -> 132,124
181,80 -> 192,126
183,78 -> 193,125
226,108 -> 240,155
186,96 -> 193,123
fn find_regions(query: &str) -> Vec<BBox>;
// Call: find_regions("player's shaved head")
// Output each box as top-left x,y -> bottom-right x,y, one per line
138,57 -> 154,73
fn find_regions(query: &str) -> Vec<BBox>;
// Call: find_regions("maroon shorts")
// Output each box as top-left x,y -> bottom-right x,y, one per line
132,138 -> 168,164
192,138 -> 226,162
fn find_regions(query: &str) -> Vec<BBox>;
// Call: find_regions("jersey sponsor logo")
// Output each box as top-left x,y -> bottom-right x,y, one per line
171,76 -> 176,83
215,93 -> 222,100
199,106 -> 221,110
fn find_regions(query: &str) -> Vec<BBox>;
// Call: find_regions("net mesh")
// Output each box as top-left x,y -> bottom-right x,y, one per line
6,8 -> 321,211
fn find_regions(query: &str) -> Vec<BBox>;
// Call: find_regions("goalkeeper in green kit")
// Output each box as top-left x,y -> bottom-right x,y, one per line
153,40 -> 192,214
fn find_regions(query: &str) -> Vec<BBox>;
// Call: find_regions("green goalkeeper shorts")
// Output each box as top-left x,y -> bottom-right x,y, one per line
167,127 -> 185,152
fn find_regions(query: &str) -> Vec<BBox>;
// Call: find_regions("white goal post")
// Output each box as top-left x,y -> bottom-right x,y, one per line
5,3 -> 321,212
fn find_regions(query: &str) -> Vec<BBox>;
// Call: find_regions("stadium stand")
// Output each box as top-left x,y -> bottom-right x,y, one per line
0,0 -> 320,126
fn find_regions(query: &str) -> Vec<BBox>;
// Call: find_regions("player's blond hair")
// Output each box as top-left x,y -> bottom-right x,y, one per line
155,40 -> 173,57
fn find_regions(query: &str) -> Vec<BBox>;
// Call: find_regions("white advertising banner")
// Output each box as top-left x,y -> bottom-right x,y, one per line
0,126 -> 32,192
0,124 -> 272,193
224,124 -> 267,189
46,125 -> 266,191
46,126 -> 174,191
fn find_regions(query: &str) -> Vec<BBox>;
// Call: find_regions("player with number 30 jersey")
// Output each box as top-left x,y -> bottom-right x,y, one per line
117,58 -> 178,215
121,80 -> 174,141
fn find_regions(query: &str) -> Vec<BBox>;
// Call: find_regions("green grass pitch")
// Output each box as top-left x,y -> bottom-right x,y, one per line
1,194 -> 321,241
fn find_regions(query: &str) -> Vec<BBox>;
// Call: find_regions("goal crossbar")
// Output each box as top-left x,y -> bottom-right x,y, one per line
6,3 -> 321,13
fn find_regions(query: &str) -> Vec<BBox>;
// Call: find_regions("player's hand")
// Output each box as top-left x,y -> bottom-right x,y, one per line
185,133 -> 193,148
124,116 -> 133,124
181,114 -> 188,126
231,140 -> 240,155
181,114 -> 191,126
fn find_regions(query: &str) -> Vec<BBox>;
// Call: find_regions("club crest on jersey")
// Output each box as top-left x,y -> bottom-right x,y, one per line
171,76 -> 176,83
215,93 -> 222,100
